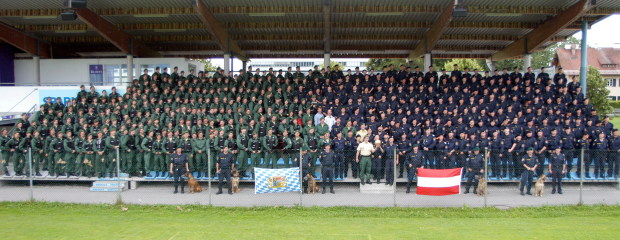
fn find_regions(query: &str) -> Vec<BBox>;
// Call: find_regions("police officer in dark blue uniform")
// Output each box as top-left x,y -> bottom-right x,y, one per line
464,147 -> 484,194
548,148 -> 566,194
169,147 -> 189,194
384,137 -> 397,186
333,132 -> 347,180
608,129 -> 620,179
520,148 -> 538,195
301,148 -> 313,193
320,145 -> 335,194
216,146 -> 235,195
405,145 -> 424,193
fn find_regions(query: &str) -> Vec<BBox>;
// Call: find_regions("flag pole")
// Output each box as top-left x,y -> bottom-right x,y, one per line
208,145 -> 212,206
299,148 -> 303,206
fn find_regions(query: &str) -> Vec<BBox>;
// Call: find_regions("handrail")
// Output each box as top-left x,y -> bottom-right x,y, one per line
0,88 -> 38,116
7,103 -> 38,135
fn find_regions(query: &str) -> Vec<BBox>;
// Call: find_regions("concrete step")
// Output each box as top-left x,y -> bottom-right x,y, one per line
359,182 -> 395,194
90,180 -> 128,192
92,181 -> 126,188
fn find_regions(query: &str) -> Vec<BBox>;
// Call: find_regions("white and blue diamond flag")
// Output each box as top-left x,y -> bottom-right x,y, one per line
254,167 -> 301,194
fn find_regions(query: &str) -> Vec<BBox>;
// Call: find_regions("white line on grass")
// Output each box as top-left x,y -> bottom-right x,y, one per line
167,231 -> 180,240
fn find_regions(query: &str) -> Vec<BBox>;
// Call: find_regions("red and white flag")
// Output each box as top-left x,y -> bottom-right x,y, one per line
416,168 -> 463,196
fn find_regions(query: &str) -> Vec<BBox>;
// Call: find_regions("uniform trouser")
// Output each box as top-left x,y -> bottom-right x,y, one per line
194,152 -> 206,172
406,167 -> 418,190
535,153 -> 546,177
153,153 -> 165,172
45,152 -> 54,172
302,169 -> 309,192
491,152 -> 501,176
264,151 -> 277,169
250,153 -> 261,175
121,151 -> 135,173
465,169 -> 481,191
31,152 -> 42,173
95,153 -> 106,176
608,151 -> 620,177
54,152 -> 66,175
107,152 -> 118,176
237,150 -> 249,172
348,151 -> 358,178
165,153 -> 174,174
576,151 -> 591,177
334,152 -> 345,179
592,150 -> 606,177
2,152 -> 10,174
437,152 -> 447,169
83,154 -> 95,176
565,149 -> 575,176
309,151 -> 319,174
321,166 -> 334,190
372,157 -> 382,181
75,153 -> 84,174
443,153 -> 456,169
218,168 -> 232,193
209,151 -> 218,175
520,170 -> 534,193
172,167 -> 186,191
509,152 -> 520,177
64,152 -> 75,175
280,150 -> 292,168
13,152 -> 25,174
184,152 -> 195,172
423,151 -> 434,169
136,151 -> 144,173
384,159 -> 394,184
550,169 -> 563,191
359,156 -> 371,182
143,152 -> 152,172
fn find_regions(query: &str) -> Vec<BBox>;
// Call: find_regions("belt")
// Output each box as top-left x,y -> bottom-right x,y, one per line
361,155 -> 371,157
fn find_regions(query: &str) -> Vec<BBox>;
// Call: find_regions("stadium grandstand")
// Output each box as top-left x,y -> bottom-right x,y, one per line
1,0 -> 620,193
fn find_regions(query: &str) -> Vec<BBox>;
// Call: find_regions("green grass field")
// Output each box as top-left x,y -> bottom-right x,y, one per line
1,202 -> 618,240
611,117 -> 620,129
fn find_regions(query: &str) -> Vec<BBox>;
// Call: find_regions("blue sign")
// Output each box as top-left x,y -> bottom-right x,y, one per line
39,87 -> 126,105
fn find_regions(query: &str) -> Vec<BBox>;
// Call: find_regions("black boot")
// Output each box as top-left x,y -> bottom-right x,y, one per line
216,190 -> 223,195
330,188 -> 335,194
181,187 -> 185,194
197,172 -> 202,179
473,186 -> 477,195
361,180 -> 365,185
36,172 -> 42,176
322,188 -> 326,194
376,179 -> 380,184
406,187 -> 410,194
464,188 -> 470,194
366,179 -> 372,185
174,187 -> 178,194
552,188 -> 556,194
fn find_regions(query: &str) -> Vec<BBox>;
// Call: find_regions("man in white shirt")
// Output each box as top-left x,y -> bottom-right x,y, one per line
324,109 -> 336,131
313,107 -> 324,126
356,136 -> 375,185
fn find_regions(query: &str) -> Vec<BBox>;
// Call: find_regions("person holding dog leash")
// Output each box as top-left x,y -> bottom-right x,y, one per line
520,147 -> 538,196
216,146 -> 235,195
169,147 -> 189,194
464,147 -> 484,194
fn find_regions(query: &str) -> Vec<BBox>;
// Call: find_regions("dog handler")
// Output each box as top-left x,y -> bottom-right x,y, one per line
520,147 -> 539,196
356,136 -> 375,185
169,147 -> 189,194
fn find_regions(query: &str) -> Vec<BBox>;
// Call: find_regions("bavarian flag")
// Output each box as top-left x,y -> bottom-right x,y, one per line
254,167 -> 302,194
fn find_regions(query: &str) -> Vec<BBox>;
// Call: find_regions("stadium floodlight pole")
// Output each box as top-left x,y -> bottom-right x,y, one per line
393,148 -> 397,207
579,148 -> 584,205
484,147 -> 488,208
207,145 -> 212,206
299,148 -> 303,207
116,147 -> 122,204
28,147 -> 33,202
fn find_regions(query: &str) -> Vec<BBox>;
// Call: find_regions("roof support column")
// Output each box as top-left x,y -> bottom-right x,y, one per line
224,53 -> 230,76
580,20 -> 588,95
424,53 -> 432,72
127,54 -> 134,86
242,61 -> 247,72
33,55 -> 40,86
324,53 -> 330,69
485,59 -> 495,72
523,54 -> 532,73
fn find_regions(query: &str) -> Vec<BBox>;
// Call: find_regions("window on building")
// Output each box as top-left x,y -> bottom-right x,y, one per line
104,64 -> 135,85
607,78 -> 617,87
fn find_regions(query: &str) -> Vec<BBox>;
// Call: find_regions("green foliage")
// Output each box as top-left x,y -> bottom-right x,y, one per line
195,58 -> 219,72
320,61 -> 347,70
365,58 -> 423,71
443,59 -> 485,72
587,66 -> 614,116
609,101 -> 620,109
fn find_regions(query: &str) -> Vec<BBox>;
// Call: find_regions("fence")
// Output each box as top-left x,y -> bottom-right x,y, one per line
0,147 -> 618,207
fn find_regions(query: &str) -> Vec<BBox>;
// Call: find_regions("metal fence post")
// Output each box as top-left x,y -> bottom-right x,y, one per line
208,145 -> 212,206
393,148 -> 397,207
299,148 -> 303,207
116,147 -> 122,204
579,148 -> 584,205
28,148 -> 33,202
484,147 -> 488,207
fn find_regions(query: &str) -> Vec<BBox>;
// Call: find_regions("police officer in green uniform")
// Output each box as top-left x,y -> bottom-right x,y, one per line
163,131 -> 178,178
216,146 -> 235,195
305,128 -> 320,174
17,132 -> 32,176
281,130 -> 293,168
193,131 -> 207,179
262,129 -> 278,169
30,130 -> 44,176
0,129 -> 10,176
249,132 -> 262,179
105,129 -> 121,177
235,128 -> 250,176
179,132 -> 194,176
94,132 -> 107,178
152,133 -> 165,177
141,131 -> 155,177
81,134 -> 96,177
520,148 -> 539,195
50,132 -> 65,177
120,129 -> 137,176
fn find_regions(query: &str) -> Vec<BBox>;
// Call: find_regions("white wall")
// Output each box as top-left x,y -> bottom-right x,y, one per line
14,57 -> 205,86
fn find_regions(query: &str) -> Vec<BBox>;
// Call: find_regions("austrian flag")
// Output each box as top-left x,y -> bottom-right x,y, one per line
416,168 -> 463,196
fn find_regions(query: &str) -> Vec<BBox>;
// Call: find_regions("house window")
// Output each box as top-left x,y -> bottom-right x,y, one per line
607,78 -> 617,87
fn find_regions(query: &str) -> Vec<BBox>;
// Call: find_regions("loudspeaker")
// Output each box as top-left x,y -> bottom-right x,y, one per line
61,11 -> 77,21
67,0 -> 87,8
452,8 -> 468,18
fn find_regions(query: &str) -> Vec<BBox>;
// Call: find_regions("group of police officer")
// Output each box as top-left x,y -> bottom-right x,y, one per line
0,63 -> 618,198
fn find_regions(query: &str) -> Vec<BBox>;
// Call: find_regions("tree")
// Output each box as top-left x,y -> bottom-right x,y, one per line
494,37 -> 581,71
320,61 -> 347,70
194,58 -> 219,72
365,58 -> 423,71
443,59 -> 485,72
586,66 -> 613,116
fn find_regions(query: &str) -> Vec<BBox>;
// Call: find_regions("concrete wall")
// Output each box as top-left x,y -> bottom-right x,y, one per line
14,58 -> 204,86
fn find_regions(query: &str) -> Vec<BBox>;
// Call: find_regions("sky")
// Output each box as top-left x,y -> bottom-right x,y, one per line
212,14 -> 620,69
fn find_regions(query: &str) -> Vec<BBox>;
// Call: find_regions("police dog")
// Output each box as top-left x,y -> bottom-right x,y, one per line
231,169 -> 241,193
477,175 -> 487,196
306,174 -> 319,193
534,174 -> 547,197
186,172 -> 202,193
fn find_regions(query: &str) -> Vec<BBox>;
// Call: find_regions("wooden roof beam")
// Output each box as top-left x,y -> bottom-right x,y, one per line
408,1 -> 455,59
193,0 -> 247,61
74,8 -> 161,57
492,0 -> 594,61
0,21 -> 51,58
